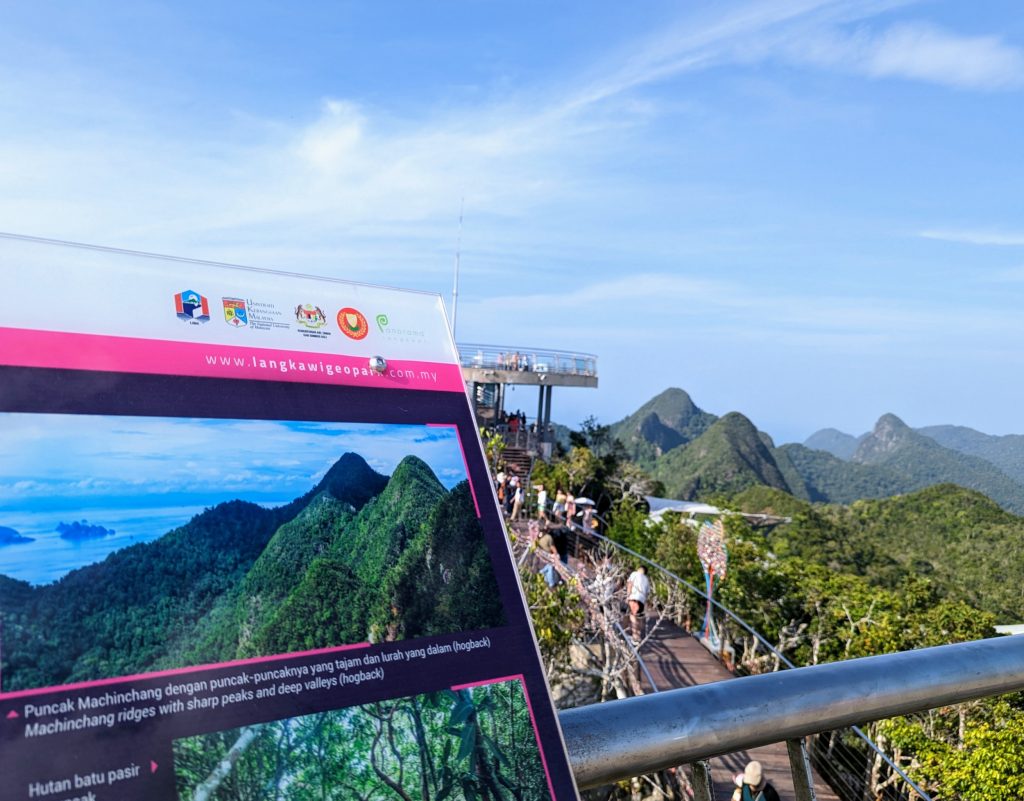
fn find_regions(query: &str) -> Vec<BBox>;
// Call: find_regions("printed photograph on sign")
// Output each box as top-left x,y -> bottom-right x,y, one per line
0,414 -> 505,693
171,677 -> 552,801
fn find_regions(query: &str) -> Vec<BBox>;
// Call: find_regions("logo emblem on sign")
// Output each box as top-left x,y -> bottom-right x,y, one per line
294,304 -> 327,329
338,307 -> 370,340
375,313 -> 389,333
222,298 -> 249,327
174,290 -> 210,324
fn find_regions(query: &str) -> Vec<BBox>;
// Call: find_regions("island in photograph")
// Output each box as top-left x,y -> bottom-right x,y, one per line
172,677 -> 551,801
0,414 -> 505,693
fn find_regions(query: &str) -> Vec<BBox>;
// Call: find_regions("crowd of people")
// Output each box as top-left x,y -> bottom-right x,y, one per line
493,472 -> 600,532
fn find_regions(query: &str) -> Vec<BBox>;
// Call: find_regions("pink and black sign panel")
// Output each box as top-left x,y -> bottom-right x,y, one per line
0,237 -> 578,801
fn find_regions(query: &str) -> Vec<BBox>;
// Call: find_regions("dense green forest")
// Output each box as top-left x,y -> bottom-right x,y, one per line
173,681 -> 549,801
0,453 -> 504,691
516,411 -> 1024,800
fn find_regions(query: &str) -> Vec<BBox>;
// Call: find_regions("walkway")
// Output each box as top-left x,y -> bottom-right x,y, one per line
639,620 -> 840,801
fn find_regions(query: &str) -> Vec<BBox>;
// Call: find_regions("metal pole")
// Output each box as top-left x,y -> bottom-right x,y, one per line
786,738 -> 818,801
558,634 -> 1024,789
451,199 -> 463,337
691,761 -> 716,801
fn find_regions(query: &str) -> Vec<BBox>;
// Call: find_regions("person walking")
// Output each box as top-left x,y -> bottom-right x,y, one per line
552,488 -> 566,521
625,565 -> 650,640
536,484 -> 548,521
731,761 -> 780,801
511,482 -> 524,521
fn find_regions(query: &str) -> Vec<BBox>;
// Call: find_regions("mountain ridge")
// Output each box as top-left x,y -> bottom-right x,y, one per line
613,390 -> 1024,513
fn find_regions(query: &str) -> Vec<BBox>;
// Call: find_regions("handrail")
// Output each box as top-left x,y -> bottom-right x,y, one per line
561,517 -> 932,799
571,523 -> 789,664
612,620 -> 659,694
558,634 -> 1024,789
520,521 -> 659,695
457,342 -> 598,377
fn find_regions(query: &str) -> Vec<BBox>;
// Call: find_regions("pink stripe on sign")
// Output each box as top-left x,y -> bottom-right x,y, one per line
0,327 -> 465,392
0,641 -> 371,700
427,423 -> 481,517
450,674 -> 523,691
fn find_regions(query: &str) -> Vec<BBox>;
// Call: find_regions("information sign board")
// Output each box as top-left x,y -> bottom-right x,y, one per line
0,234 -> 578,801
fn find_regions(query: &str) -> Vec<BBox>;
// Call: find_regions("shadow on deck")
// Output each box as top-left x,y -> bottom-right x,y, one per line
638,619 -> 840,801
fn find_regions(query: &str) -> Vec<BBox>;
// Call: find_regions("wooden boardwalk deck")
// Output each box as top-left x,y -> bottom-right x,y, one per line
637,619 -> 840,801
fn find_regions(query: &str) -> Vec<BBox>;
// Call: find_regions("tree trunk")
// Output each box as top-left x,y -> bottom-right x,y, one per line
193,726 -> 259,801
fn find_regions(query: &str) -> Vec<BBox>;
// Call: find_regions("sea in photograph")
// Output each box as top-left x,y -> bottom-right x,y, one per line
0,413 -> 468,586
0,504 -> 237,585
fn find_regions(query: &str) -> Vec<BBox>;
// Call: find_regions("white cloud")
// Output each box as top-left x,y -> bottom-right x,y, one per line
459,269 -> 1024,352
0,417 -> 467,508
782,20 -> 1024,90
864,24 -> 1024,89
0,1 -> 1018,285
920,229 -> 1024,246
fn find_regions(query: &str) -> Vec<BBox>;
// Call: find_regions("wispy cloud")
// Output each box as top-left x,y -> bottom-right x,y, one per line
785,21 -> 1024,90
2,0 -> 1013,272
460,269 -> 1024,352
920,229 -> 1024,246
0,416 -> 467,510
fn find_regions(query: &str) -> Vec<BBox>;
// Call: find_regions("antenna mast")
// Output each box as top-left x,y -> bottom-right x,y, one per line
451,198 -> 463,337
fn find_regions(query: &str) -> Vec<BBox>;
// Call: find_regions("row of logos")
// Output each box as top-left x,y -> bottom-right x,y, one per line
172,290 -> 427,343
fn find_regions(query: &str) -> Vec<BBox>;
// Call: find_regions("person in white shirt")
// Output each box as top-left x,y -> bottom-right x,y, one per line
626,565 -> 651,640
626,565 -> 650,616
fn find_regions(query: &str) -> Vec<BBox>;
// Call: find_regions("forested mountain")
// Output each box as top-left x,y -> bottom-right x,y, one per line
732,483 -> 1024,622
611,389 -> 1024,512
651,412 -> 791,499
774,443 -> 914,503
918,424 -> 1024,485
0,454 -> 503,692
850,414 -> 1024,514
803,428 -> 863,459
608,388 -> 717,468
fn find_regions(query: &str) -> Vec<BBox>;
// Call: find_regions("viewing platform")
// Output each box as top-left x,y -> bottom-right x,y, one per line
458,344 -> 598,465
458,343 -> 598,389
458,343 -> 597,460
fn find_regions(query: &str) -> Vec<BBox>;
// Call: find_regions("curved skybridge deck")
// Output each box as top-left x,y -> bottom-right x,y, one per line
458,343 -> 598,389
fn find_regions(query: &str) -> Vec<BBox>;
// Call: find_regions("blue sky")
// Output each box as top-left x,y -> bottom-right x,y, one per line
0,414 -> 468,513
2,1 -> 1023,442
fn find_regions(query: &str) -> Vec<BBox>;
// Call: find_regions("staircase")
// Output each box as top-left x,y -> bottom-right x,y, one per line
503,447 -> 533,479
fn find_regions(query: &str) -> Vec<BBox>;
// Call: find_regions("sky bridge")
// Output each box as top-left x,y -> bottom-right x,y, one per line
514,518 -> 966,801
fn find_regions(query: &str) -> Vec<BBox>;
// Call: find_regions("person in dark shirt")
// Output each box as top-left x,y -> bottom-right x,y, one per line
550,526 -> 570,565
732,761 -> 780,801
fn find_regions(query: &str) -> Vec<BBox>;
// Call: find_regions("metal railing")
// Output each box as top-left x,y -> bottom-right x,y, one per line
558,635 -> 1024,793
552,517 -> 936,800
458,343 -> 598,377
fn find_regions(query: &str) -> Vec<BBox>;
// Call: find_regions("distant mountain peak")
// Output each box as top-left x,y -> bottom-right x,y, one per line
876,413 -> 910,431
610,388 -> 718,467
315,452 -> 389,509
803,428 -> 862,461
651,410 -> 791,500
854,414 -> 915,462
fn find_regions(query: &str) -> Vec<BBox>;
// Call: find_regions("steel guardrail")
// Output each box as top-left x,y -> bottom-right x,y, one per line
561,517 -> 933,799
558,634 -> 1024,789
